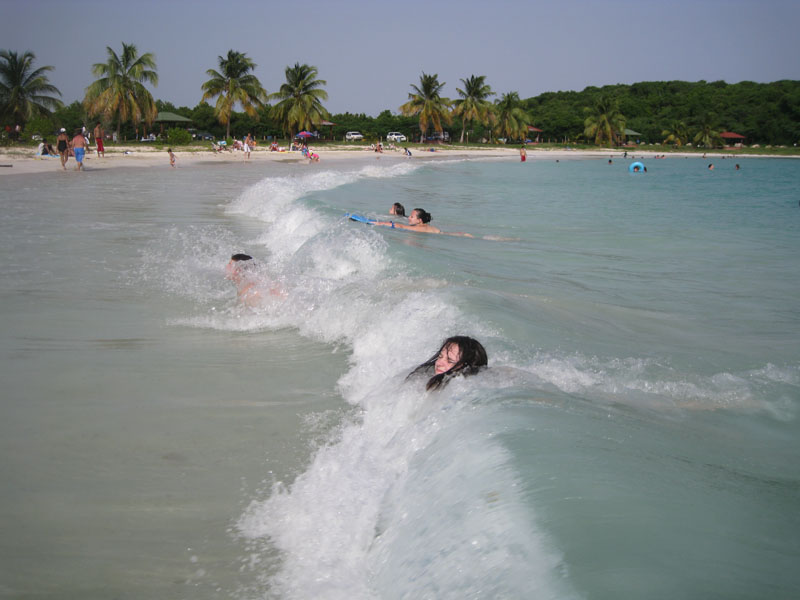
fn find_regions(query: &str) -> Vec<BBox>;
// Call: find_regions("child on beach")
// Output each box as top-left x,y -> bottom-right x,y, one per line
168,148 -> 176,168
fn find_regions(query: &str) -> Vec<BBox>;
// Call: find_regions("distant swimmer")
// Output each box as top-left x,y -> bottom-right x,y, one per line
408,336 -> 488,390
389,202 -> 406,217
708,163 -> 714,171
374,208 -> 473,237
225,253 -> 282,305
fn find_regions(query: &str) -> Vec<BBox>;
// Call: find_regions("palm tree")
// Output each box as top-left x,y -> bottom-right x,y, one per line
583,95 -> 626,147
492,92 -> 530,143
692,113 -> 723,148
452,75 -> 495,143
84,43 -> 158,140
662,120 -> 689,147
201,50 -> 267,140
0,50 -> 62,127
400,72 -> 452,143
270,63 -> 329,139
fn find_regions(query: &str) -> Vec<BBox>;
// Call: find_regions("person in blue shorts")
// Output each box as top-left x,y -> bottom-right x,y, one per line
71,128 -> 87,171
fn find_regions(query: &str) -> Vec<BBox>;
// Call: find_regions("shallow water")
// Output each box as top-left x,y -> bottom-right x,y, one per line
1,155 -> 798,599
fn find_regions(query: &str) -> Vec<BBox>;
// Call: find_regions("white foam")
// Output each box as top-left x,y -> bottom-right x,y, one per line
522,352 -> 799,417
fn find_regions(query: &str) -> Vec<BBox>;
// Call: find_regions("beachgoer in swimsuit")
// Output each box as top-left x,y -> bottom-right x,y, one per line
407,336 -> 488,390
57,128 -> 69,170
244,133 -> 253,159
93,122 -> 105,157
71,129 -> 86,171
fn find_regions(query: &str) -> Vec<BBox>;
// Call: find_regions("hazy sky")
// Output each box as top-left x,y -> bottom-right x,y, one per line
3,0 -> 798,116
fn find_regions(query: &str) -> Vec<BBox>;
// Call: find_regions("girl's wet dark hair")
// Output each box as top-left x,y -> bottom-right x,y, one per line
231,253 -> 253,262
412,208 -> 432,223
408,336 -> 488,390
392,202 -> 406,217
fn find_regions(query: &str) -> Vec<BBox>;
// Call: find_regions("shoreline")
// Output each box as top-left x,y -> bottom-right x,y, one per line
0,145 -> 794,176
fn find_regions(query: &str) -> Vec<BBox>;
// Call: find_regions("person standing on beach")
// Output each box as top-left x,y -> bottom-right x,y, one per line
71,128 -> 86,171
244,133 -> 253,160
93,122 -> 105,157
520,145 -> 527,162
168,148 -> 176,168
56,128 -> 70,170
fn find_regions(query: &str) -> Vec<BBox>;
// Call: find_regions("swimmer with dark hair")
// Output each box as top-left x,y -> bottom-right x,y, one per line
375,208 -> 439,233
225,253 -> 282,305
408,336 -> 488,391
389,202 -> 406,217
374,208 -> 473,237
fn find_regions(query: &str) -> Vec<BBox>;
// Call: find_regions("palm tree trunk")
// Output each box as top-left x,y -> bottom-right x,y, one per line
460,124 -> 466,144
226,121 -> 230,141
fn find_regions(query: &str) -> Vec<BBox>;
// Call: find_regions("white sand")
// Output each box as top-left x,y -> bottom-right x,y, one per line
0,144 -> 788,176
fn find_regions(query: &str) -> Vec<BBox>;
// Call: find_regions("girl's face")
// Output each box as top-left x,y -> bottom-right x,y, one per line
435,343 -> 461,375
407,210 -> 421,225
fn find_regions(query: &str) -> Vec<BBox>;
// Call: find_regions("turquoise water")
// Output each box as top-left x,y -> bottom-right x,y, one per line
1,155 -> 798,598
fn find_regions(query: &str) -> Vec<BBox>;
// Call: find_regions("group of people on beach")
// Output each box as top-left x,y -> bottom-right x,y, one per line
43,122 -> 105,171
225,253 -> 487,391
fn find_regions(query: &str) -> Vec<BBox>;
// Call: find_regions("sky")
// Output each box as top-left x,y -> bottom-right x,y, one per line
3,0 -> 799,116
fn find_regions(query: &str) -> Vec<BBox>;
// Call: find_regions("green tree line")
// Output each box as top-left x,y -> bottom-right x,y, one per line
525,80 -> 800,146
3,45 -> 799,146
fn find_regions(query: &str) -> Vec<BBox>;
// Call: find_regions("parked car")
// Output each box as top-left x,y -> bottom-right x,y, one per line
426,131 -> 450,142
345,131 -> 364,141
386,132 -> 406,142
188,129 -> 215,140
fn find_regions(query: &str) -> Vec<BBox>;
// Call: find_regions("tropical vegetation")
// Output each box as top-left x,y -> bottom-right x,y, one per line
661,120 -> 690,147
492,92 -> 530,142
270,63 -> 329,138
452,75 -> 494,143
583,95 -> 626,147
400,72 -> 452,142
692,113 -> 723,148
0,50 -> 62,127
83,43 -> 158,140
201,50 -> 267,140
3,43 -> 800,149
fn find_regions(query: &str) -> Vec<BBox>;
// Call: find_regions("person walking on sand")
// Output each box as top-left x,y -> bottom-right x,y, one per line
168,148 -> 176,168
71,128 -> 87,171
520,145 -> 527,162
93,122 -> 105,157
56,128 -> 70,170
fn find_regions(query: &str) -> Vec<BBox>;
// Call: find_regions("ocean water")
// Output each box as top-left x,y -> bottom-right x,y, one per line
1,154 -> 798,599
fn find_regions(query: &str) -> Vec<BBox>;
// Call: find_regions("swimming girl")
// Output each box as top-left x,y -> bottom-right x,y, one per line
389,202 -> 406,217
375,208 -> 474,237
408,336 -> 488,390
375,208 -> 440,233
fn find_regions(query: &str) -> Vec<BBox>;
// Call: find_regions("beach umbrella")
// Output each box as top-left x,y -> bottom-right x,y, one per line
296,131 -> 313,138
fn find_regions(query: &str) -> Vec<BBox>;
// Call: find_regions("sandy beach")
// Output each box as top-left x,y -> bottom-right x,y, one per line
1,144 -> 784,176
